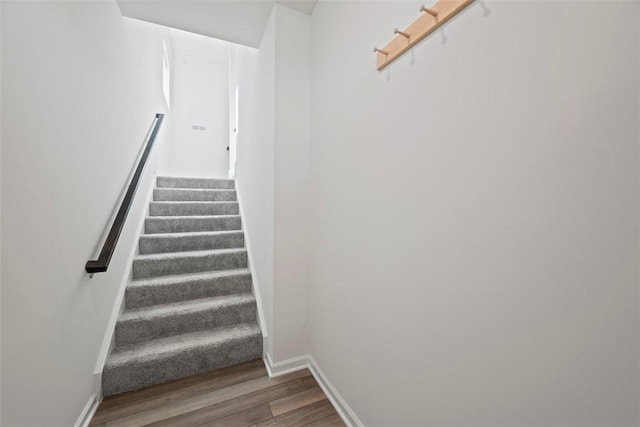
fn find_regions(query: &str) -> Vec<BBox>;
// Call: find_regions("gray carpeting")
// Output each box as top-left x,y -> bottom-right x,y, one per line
102,177 -> 262,397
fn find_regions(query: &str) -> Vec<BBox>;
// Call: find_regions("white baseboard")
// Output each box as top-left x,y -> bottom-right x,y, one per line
308,355 -> 364,427
93,371 -> 102,403
263,352 -> 309,378
74,394 -> 100,427
262,353 -> 364,427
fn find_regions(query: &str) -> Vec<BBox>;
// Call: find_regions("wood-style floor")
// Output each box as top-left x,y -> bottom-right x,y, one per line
89,359 -> 346,427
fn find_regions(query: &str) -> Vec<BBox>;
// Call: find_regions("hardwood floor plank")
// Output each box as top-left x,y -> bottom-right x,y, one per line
91,360 -> 267,425
100,360 -> 264,410
196,403 -> 273,427
103,369 -> 311,427
145,376 -> 318,427
88,359 -> 342,427
256,400 -> 336,427
268,387 -> 327,417
303,413 -> 346,426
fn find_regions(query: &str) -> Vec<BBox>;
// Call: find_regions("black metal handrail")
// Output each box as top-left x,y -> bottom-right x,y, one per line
86,113 -> 165,274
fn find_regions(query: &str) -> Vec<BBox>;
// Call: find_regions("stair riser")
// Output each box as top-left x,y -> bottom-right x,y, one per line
133,252 -> 248,279
115,301 -> 257,347
149,202 -> 239,216
145,217 -> 241,234
126,274 -> 252,309
102,333 -> 262,396
154,188 -> 236,202
139,233 -> 245,255
157,177 -> 235,190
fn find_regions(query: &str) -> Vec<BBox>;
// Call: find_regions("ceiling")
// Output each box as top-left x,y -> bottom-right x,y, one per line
117,0 -> 319,48
277,0 -> 318,15
169,27 -> 231,62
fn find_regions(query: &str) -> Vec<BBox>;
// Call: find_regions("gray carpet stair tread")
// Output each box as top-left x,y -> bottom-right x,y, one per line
132,248 -> 248,279
144,215 -> 242,234
150,201 -> 237,204
153,188 -> 237,202
134,248 -> 247,262
156,189 -> 236,195
157,176 -> 235,189
145,214 -> 241,221
139,230 -> 245,254
119,293 -> 256,323
125,269 -> 253,308
150,201 -> 238,206
149,201 -> 239,216
129,268 -> 252,288
115,293 -> 257,345
106,323 -> 262,367
139,230 -> 244,241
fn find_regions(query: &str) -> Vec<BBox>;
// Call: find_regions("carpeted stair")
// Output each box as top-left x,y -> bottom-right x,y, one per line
102,176 -> 262,396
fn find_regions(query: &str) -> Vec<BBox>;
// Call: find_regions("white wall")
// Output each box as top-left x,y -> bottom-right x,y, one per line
161,30 -> 230,178
1,3 -> 169,426
309,1 -> 639,426
0,2 -> 3,418
273,4 -> 311,362
234,5 -> 312,363
235,9 -> 276,357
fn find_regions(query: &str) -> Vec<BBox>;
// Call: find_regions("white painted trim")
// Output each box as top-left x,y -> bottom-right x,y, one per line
261,353 -> 363,427
235,180 -> 268,339
74,394 -> 100,427
93,371 -> 102,404
308,355 -> 365,427
263,352 -> 308,378
92,172 -> 157,393
263,354 -> 274,377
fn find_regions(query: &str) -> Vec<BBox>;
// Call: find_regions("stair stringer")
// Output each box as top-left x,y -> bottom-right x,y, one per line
235,180 -> 269,344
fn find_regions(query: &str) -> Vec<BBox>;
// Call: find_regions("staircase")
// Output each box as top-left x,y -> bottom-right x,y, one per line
102,176 -> 263,397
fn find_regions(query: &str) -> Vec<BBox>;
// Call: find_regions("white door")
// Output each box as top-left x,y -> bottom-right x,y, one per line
228,86 -> 239,179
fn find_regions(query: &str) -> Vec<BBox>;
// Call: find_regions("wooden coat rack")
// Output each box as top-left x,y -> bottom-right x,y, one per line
374,0 -> 474,71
